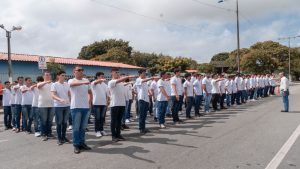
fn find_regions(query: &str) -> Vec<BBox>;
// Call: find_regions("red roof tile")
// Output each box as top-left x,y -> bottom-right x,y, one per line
186,69 -> 198,73
0,52 -> 142,69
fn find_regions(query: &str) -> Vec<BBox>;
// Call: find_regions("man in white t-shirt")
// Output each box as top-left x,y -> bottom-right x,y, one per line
124,78 -> 134,123
225,75 -> 233,107
2,81 -> 12,130
193,74 -> 203,116
211,74 -> 224,111
156,71 -> 170,128
218,74 -> 227,109
279,72 -> 289,112
51,71 -> 71,145
108,68 -> 136,142
12,76 -> 23,133
234,74 -> 242,105
170,68 -> 184,123
91,72 -> 108,138
30,78 -> 43,137
183,73 -> 194,119
38,72 -> 54,141
150,77 -> 159,121
136,69 -> 154,134
202,74 -> 212,113
68,66 -> 92,154
231,75 -> 237,105
20,77 -> 34,133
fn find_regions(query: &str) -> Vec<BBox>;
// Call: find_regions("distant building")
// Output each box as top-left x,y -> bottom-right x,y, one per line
0,52 -> 142,82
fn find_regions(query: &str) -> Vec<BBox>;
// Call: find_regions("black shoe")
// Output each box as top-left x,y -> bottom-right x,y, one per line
199,113 -> 205,116
63,137 -> 70,143
281,110 -> 288,112
166,114 -> 172,118
112,137 -> 119,142
154,117 -> 158,122
74,146 -> 80,154
85,128 -> 89,132
186,116 -> 193,119
122,124 -> 130,129
47,134 -> 55,139
140,129 -> 146,135
57,140 -> 63,146
80,143 -> 92,150
177,120 -> 184,124
117,135 -> 126,141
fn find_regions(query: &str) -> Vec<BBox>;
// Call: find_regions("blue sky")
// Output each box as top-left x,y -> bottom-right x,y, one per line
0,0 -> 300,63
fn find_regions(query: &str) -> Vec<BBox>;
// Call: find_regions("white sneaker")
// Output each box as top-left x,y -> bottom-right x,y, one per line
135,116 -> 139,119
34,132 -> 41,137
96,131 -> 102,137
125,119 -> 130,124
100,131 -> 108,136
68,125 -> 72,130
160,124 -> 166,129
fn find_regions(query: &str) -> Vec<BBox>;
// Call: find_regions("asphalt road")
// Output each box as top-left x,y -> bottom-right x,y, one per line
0,85 -> 300,169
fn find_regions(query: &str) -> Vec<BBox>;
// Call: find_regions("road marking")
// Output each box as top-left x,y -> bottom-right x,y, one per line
0,139 -> 8,143
265,124 -> 300,169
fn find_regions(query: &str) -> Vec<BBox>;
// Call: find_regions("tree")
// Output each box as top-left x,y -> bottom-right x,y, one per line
92,47 -> 133,64
210,52 -> 229,62
47,58 -> 65,80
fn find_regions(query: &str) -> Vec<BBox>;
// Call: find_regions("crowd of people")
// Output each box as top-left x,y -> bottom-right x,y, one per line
1,65 -> 289,154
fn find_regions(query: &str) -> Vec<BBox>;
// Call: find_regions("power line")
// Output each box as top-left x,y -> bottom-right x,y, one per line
191,0 -> 234,12
90,0 -> 203,32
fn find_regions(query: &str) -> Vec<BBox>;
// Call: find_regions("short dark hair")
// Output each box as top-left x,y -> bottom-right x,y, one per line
138,69 -> 146,74
184,73 -> 191,78
36,76 -> 44,82
4,81 -> 10,85
57,70 -> 66,76
173,68 -> 181,73
111,68 -> 119,72
160,71 -> 166,77
95,72 -> 104,77
17,76 -> 24,80
25,77 -> 31,81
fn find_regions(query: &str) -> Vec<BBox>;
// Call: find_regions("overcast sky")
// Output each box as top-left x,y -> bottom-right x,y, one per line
0,0 -> 300,63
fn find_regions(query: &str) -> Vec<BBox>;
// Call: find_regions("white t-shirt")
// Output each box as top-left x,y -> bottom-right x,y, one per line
9,88 -> 15,105
241,79 -> 246,90
183,80 -> 193,97
157,79 -> 169,101
126,84 -> 133,100
225,79 -> 233,94
211,79 -> 220,94
219,80 -> 226,94
91,81 -> 108,106
68,78 -> 90,109
235,77 -> 241,91
136,77 -> 149,102
32,88 -> 39,107
2,88 -> 11,106
108,79 -> 126,107
38,82 -> 54,108
202,77 -> 212,94
170,76 -> 183,96
13,84 -> 22,105
231,80 -> 237,93
51,82 -> 70,107
165,80 -> 172,96
21,85 -> 34,105
150,81 -> 158,100
193,79 -> 202,96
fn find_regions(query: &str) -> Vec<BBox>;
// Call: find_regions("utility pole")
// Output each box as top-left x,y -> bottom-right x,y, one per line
278,35 -> 300,82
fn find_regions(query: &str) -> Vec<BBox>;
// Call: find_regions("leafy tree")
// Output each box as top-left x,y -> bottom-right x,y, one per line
211,52 -> 229,62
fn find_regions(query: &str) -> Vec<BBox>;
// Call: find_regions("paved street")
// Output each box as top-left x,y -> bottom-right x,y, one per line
0,85 -> 300,169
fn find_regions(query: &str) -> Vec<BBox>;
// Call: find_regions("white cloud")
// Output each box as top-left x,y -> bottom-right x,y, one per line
0,0 -> 300,63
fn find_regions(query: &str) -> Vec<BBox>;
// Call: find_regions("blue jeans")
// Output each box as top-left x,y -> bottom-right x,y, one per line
194,95 -> 203,115
241,90 -> 247,103
186,96 -> 194,117
71,108 -> 89,146
153,100 -> 158,118
236,91 -> 242,104
110,106 -> 125,138
281,91 -> 289,112
122,101 -> 129,124
203,93 -> 212,112
22,105 -> 32,132
15,104 -> 22,129
11,104 -> 16,128
138,100 -> 149,130
125,100 -> 133,119
4,106 -> 12,128
93,105 -> 106,132
171,95 -> 182,122
31,107 -> 40,132
226,94 -> 232,107
166,100 -> 172,115
157,101 -> 168,124
39,107 -> 54,136
55,107 -> 70,140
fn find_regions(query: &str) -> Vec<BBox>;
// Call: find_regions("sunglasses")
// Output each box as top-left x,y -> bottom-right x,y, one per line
75,69 -> 84,72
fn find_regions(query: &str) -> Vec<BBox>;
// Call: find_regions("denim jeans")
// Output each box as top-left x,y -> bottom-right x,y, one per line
157,101 -> 168,124
39,107 -> 54,136
194,95 -> 203,115
226,94 -> 232,107
125,99 -> 133,119
281,91 -> 289,112
231,93 -> 237,105
4,106 -> 12,128
93,105 -> 106,132
55,107 -> 70,140
138,100 -> 149,130
11,104 -> 16,128
31,107 -> 40,132
220,93 -> 226,108
203,93 -> 212,112
152,100 -> 158,118
236,91 -> 242,104
71,108 -> 89,146
186,96 -> 194,117
166,100 -> 172,115
122,101 -> 129,124
212,94 -> 220,110
171,95 -> 181,122
15,104 -> 22,129
110,106 -> 125,138
241,90 -> 246,103
22,105 -> 32,132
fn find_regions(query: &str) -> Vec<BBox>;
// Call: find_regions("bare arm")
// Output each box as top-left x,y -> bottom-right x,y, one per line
37,81 -> 51,89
